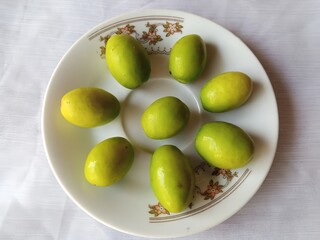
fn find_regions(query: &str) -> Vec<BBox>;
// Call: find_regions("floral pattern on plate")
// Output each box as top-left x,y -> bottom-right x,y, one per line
97,21 -> 183,57
149,162 -> 251,222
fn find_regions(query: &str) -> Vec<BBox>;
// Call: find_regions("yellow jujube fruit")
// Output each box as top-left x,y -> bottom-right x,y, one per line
84,137 -> 134,187
195,121 -> 255,169
169,34 -> 207,83
200,71 -> 253,113
60,87 -> 120,128
141,96 -> 190,139
105,34 -> 151,89
150,145 -> 195,213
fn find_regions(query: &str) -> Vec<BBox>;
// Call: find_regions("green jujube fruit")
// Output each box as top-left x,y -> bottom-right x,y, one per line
84,137 -> 134,187
60,87 -> 120,128
105,34 -> 151,89
200,71 -> 253,112
169,34 -> 207,83
150,145 -> 195,213
195,121 -> 255,169
141,96 -> 190,139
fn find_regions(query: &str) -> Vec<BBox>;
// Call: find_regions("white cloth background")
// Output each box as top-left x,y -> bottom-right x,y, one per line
1,0 -> 319,239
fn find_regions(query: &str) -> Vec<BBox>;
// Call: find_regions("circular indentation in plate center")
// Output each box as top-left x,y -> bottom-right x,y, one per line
122,78 -> 202,153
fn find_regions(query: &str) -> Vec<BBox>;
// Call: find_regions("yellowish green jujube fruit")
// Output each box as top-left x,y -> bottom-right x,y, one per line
195,121 -> 255,169
84,137 -> 134,187
60,87 -> 120,128
169,34 -> 207,83
200,71 -> 253,113
106,34 -> 151,89
141,96 -> 190,139
150,145 -> 195,213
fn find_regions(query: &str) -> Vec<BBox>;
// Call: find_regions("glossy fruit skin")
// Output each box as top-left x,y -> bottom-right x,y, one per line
195,121 -> 255,169
105,34 -> 151,89
141,96 -> 190,139
84,137 -> 134,187
169,34 -> 207,83
60,87 -> 120,128
150,145 -> 195,213
200,72 -> 253,113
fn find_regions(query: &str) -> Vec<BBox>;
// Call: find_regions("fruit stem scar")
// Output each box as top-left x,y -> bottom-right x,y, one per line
177,182 -> 183,188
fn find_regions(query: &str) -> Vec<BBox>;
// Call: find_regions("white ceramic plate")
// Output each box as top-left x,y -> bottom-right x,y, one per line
42,9 -> 278,238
